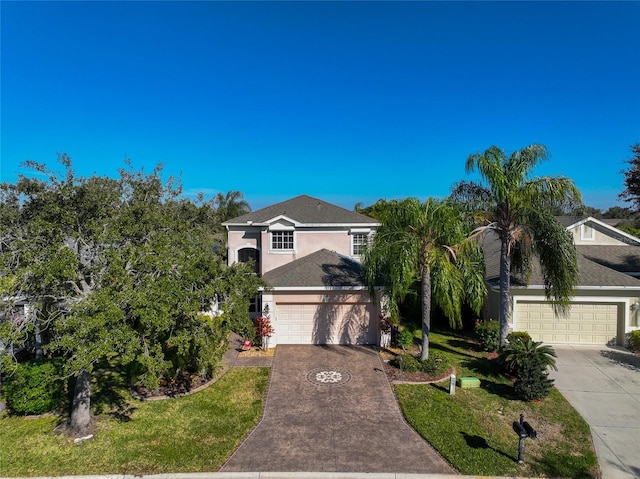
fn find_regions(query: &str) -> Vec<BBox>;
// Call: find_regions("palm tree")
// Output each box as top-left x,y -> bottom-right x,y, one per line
214,190 -> 251,223
363,197 -> 486,360
452,144 -> 581,345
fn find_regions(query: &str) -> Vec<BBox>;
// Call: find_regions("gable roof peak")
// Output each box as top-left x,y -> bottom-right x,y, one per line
223,194 -> 379,226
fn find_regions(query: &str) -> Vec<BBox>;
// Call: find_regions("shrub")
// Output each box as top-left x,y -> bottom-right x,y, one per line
393,354 -> 421,372
498,339 -> 557,400
396,329 -> 414,350
392,353 -> 450,377
421,353 -> 449,377
474,319 -> 500,352
629,330 -> 640,351
506,331 -> 531,345
3,359 -> 65,415
514,355 -> 555,401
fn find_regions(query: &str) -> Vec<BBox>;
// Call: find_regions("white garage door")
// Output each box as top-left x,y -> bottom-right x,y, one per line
515,301 -> 620,345
276,303 -> 376,345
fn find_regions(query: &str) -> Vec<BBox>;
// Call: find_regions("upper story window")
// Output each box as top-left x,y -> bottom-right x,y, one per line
581,224 -> 595,241
352,233 -> 368,256
238,247 -> 260,274
271,231 -> 294,250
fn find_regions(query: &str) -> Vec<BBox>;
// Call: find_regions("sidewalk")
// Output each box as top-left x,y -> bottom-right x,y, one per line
6,473 -> 526,479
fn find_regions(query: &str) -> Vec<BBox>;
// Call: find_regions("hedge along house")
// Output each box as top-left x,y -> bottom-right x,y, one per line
482,217 -> 640,346
222,195 -> 383,347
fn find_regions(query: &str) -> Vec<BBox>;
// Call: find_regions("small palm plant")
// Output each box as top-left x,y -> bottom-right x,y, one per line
498,336 -> 557,400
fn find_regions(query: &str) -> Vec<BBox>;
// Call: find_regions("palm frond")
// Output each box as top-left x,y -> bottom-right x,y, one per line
520,176 -> 582,207
505,144 -> 549,185
430,253 -> 464,329
466,146 -> 509,201
528,211 -> 579,315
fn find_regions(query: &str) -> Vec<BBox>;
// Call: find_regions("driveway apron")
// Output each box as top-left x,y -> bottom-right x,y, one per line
550,345 -> 640,479
220,345 -> 454,474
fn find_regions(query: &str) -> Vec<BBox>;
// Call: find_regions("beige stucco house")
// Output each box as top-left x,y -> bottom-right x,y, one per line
483,216 -> 640,346
223,195 -> 382,347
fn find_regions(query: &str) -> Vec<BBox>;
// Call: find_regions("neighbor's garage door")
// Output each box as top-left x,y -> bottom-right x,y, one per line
515,301 -> 620,345
276,303 -> 376,345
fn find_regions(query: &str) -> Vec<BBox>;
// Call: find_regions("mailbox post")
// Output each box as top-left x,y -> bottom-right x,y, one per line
512,413 -> 536,464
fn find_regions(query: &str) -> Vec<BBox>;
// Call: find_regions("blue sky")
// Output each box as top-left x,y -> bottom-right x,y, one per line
1,1 -> 639,211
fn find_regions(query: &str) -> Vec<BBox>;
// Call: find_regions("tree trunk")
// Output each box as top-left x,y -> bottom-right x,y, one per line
421,267 -> 431,361
499,237 -> 511,345
70,370 -> 92,437
34,315 -> 44,360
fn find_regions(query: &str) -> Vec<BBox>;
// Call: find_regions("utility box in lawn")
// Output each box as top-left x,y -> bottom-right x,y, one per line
458,377 -> 481,389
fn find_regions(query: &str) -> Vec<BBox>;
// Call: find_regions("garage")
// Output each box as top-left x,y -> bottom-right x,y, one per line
514,300 -> 622,345
276,302 -> 377,345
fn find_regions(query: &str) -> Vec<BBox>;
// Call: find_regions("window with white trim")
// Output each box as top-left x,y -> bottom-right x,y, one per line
581,224 -> 595,241
271,231 -> 294,250
352,233 -> 368,256
249,295 -> 262,314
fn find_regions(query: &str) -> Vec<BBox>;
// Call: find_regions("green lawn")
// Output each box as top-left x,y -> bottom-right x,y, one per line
395,329 -> 600,478
0,333 -> 600,478
0,367 -> 269,477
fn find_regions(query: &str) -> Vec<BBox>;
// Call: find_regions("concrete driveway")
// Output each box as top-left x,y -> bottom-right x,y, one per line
220,345 -> 454,474
550,345 -> 640,479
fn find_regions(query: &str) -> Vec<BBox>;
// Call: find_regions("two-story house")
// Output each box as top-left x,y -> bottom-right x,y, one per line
223,195 -> 382,347
483,216 -> 640,346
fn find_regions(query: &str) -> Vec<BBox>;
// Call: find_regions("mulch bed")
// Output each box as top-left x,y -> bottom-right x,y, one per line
130,372 -> 216,401
378,346 -> 455,384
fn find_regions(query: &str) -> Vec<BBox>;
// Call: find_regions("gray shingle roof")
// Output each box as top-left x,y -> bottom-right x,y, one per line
577,245 -> 640,274
481,231 -> 640,288
556,216 -> 626,228
262,249 -> 367,288
223,195 -> 378,226
556,216 -> 586,228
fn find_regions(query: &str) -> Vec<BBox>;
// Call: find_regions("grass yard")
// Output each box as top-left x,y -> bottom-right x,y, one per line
394,329 -> 599,478
0,367 -> 269,477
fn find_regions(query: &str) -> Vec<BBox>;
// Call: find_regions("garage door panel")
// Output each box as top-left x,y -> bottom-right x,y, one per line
276,302 -> 376,345
516,301 -> 619,345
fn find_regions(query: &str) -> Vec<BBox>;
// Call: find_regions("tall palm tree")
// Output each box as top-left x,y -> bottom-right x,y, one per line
453,144 -> 581,345
363,197 -> 486,360
214,190 -> 251,223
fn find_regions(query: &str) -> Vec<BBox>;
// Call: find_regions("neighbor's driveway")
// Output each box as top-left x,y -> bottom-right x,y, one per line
550,345 -> 640,479
220,345 -> 454,474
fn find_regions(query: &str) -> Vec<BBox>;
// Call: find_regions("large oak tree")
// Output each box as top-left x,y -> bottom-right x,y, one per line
0,155 -> 263,436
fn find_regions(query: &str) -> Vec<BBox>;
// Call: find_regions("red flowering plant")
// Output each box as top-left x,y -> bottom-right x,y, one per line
255,314 -> 275,349
378,313 -> 393,348
378,314 -> 392,334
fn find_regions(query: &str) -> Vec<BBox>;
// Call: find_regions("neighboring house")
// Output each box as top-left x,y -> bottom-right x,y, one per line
483,217 -> 640,346
222,195 -> 382,347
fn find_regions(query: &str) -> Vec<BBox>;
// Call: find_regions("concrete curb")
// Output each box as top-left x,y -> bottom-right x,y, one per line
0,474 -> 531,479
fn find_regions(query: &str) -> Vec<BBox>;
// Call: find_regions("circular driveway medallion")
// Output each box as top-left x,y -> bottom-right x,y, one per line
306,367 -> 352,386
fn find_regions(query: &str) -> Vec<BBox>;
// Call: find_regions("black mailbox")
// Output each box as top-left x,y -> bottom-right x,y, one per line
523,421 -> 537,439
513,413 -> 536,464
513,421 -> 527,438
